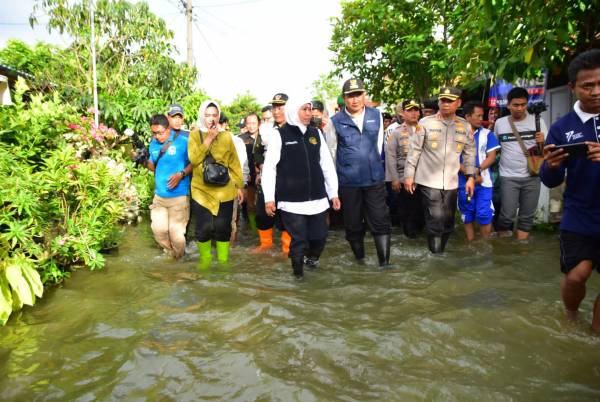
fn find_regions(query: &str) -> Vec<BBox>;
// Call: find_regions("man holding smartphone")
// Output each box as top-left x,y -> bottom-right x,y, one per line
541,49 -> 600,333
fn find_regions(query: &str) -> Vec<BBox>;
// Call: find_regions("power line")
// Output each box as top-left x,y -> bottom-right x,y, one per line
195,0 -> 265,8
196,6 -> 236,32
193,20 -> 221,65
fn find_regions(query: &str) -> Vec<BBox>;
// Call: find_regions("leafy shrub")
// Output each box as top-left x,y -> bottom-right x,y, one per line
0,80 -> 152,325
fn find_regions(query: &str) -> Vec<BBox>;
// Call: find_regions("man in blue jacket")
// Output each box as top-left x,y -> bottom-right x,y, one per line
331,78 -> 392,266
540,49 -> 600,332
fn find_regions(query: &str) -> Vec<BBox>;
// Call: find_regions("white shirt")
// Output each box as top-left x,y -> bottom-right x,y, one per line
231,134 -> 249,185
329,107 -> 385,156
574,100 -> 599,123
262,129 -> 339,215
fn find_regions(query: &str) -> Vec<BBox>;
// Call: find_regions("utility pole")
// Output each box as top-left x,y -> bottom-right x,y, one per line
90,0 -> 99,127
185,0 -> 193,66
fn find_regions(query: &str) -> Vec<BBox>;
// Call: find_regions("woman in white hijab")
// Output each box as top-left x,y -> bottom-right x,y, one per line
188,100 -> 245,266
261,97 -> 341,278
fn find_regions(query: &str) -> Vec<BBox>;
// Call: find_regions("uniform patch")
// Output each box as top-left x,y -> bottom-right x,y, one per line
456,143 -> 463,152
431,141 -> 438,149
167,146 -> 176,155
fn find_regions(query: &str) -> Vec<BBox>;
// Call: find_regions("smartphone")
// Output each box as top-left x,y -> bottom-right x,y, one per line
555,142 -> 588,158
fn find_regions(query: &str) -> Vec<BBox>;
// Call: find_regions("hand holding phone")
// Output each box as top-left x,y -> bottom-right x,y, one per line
555,142 -> 588,158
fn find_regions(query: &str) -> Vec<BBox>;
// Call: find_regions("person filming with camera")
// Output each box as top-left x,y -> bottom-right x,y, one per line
494,87 -> 547,240
143,114 -> 192,260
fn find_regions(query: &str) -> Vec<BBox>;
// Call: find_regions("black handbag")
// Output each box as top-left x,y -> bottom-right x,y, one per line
200,131 -> 230,186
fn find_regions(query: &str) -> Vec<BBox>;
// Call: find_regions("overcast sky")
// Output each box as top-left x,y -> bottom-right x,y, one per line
0,0 -> 343,105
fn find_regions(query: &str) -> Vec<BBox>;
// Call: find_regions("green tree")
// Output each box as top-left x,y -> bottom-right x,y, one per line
23,0 -> 198,134
330,0 -> 600,104
330,0 -> 458,103
222,92 -> 262,133
310,73 -> 342,104
453,0 -> 599,82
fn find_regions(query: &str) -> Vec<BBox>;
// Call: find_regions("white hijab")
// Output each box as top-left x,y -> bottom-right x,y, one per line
196,100 -> 224,132
285,96 -> 313,134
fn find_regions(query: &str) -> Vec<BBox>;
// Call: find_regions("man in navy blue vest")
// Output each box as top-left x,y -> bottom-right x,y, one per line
331,78 -> 392,267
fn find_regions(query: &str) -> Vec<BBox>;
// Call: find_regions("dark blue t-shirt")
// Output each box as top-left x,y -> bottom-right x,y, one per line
540,110 -> 600,236
148,130 -> 190,198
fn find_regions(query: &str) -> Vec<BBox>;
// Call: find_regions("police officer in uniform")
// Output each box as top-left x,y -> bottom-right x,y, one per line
404,87 -> 476,253
330,78 -> 392,266
385,99 -> 425,238
252,93 -> 292,254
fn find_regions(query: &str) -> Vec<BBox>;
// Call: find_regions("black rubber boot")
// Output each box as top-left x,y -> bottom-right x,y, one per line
374,234 -> 391,267
441,233 -> 451,252
427,235 -> 443,254
349,240 -> 365,261
304,256 -> 319,269
291,256 -> 304,279
305,240 -> 324,269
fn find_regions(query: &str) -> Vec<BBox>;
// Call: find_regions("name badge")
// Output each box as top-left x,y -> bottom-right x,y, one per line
285,141 -> 298,145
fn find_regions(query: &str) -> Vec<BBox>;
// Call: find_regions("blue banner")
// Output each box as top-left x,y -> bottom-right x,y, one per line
488,74 -> 546,108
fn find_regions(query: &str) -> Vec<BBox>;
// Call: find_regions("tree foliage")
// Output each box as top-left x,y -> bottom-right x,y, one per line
221,92 -> 262,133
310,73 -> 342,104
23,0 -> 200,134
330,0 -> 600,103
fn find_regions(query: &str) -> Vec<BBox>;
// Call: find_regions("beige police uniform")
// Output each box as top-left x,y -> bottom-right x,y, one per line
405,113 -> 476,189
385,122 -> 423,182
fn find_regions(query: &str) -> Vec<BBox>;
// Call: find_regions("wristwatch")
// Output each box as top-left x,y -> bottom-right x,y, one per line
179,170 -> 186,177
465,174 -> 475,180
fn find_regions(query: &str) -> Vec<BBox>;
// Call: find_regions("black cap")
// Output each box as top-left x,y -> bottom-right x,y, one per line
423,97 -> 439,110
219,112 -> 229,124
437,87 -> 462,101
167,103 -> 184,116
237,118 -> 245,128
270,93 -> 288,105
311,100 -> 324,112
342,78 -> 366,95
402,99 -> 421,110
382,112 -> 392,119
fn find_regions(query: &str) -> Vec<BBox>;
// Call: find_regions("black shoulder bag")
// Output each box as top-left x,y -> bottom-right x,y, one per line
199,131 -> 230,186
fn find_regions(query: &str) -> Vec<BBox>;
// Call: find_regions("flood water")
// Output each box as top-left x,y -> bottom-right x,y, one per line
1,223 -> 600,401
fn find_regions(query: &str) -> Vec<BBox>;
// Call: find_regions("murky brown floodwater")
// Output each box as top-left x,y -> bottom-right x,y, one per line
1,223 -> 599,401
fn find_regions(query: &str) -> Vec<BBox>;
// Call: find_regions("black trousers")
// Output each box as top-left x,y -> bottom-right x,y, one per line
419,186 -> 457,236
256,186 -> 276,230
339,183 -> 391,242
397,187 -> 425,237
192,199 -> 234,242
280,210 -> 328,259
385,182 -> 400,226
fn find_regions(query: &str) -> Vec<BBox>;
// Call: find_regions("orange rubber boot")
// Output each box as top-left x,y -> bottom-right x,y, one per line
252,228 -> 274,253
281,230 -> 291,255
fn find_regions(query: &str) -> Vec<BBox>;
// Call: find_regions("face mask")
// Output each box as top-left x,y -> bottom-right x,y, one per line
310,116 -> 322,127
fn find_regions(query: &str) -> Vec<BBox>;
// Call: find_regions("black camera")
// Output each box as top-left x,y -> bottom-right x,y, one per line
527,101 -> 547,116
125,128 -> 148,166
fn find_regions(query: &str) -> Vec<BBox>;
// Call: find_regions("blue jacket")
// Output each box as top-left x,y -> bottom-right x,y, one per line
540,110 -> 600,236
332,107 -> 384,187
